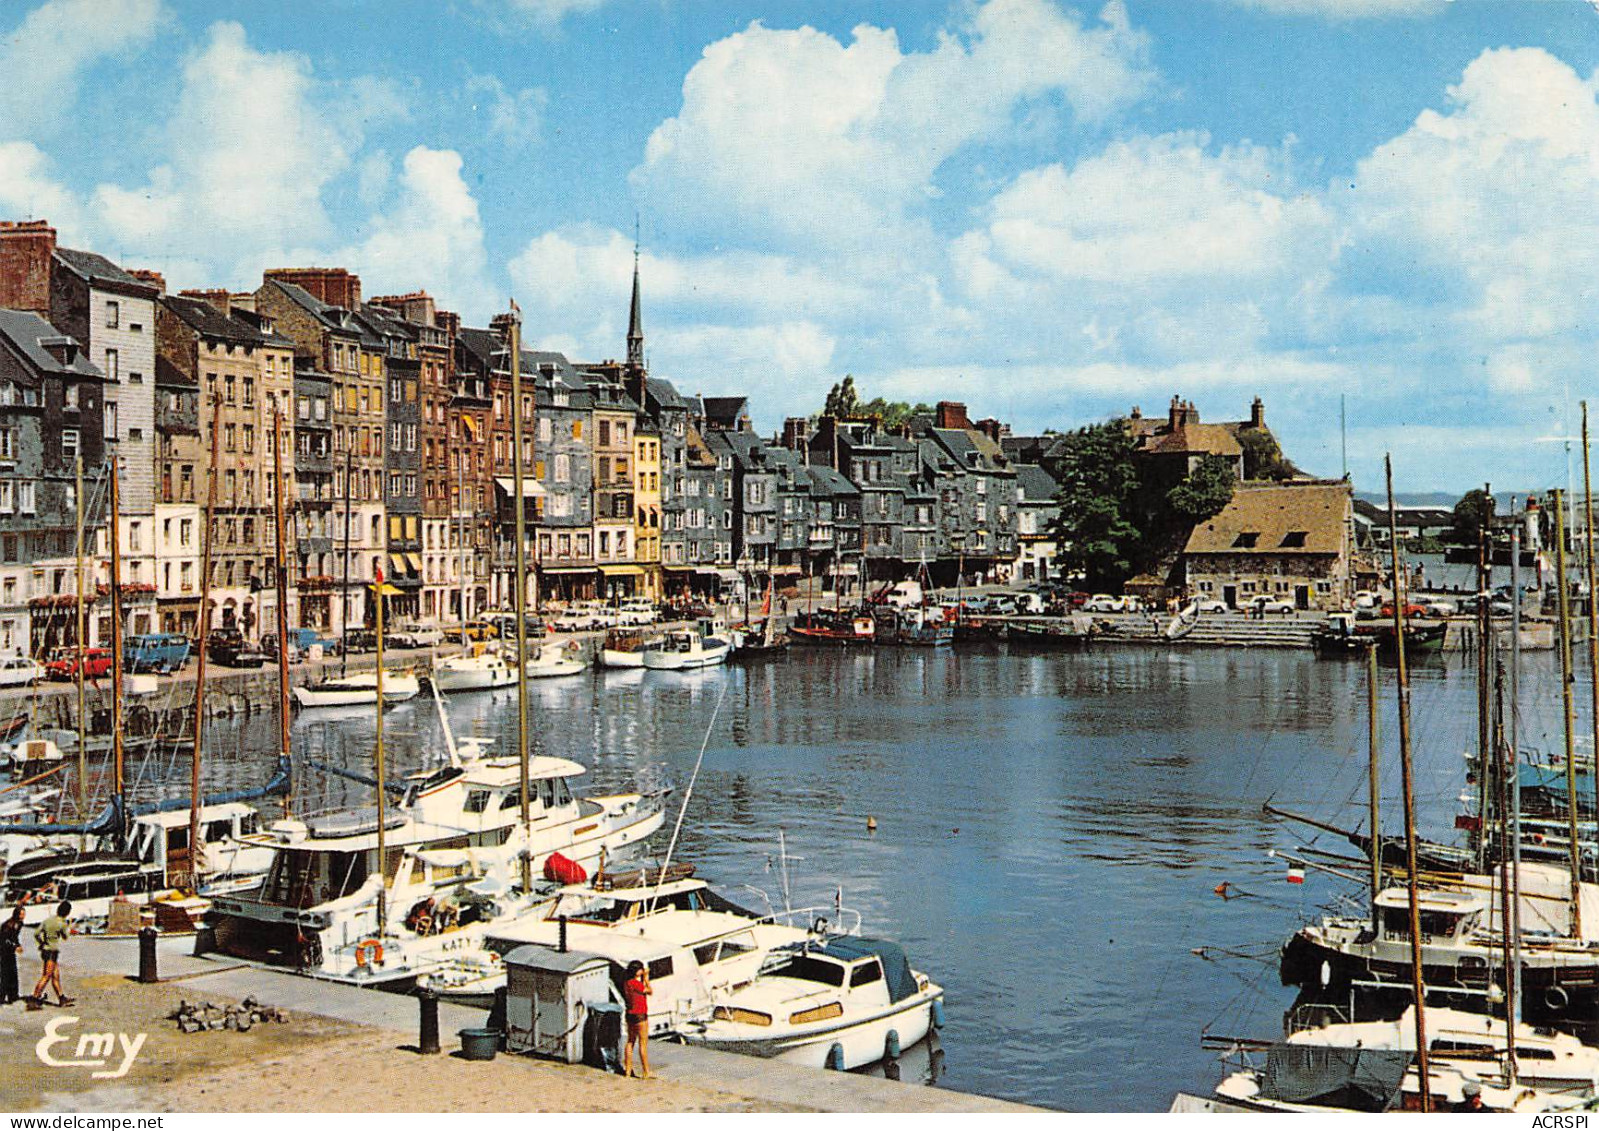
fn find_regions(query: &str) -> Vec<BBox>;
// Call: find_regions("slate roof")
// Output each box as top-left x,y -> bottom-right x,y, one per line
164,295 -> 293,348
54,247 -> 157,295
1184,482 -> 1352,557
0,309 -> 102,378
646,377 -> 687,411
805,464 -> 859,498
1015,463 -> 1059,502
702,396 -> 750,429
268,279 -> 362,336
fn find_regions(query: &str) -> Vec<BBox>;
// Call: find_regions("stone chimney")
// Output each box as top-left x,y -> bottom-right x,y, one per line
975,417 -> 1007,442
935,401 -> 971,430
1250,396 -> 1265,429
180,288 -> 233,315
0,219 -> 57,315
782,417 -> 809,451
264,266 -> 361,309
128,268 -> 166,294
372,290 -> 437,326
37,333 -> 80,368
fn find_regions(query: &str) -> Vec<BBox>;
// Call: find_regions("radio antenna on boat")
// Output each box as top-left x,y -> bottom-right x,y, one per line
649,681 -> 728,915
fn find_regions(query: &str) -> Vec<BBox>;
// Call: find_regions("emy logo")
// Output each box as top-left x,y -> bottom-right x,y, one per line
35,1015 -> 147,1079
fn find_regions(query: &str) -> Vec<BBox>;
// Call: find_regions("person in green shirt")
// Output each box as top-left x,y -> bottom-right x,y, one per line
28,901 -> 73,1010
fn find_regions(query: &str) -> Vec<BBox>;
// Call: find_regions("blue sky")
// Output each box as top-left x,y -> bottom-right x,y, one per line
3,0 -> 1598,495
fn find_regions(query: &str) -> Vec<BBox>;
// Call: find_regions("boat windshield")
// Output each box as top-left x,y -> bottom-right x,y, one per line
773,953 -> 846,987
261,848 -> 369,908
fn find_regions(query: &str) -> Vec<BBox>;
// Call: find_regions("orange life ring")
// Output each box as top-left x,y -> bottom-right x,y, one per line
354,938 -> 384,967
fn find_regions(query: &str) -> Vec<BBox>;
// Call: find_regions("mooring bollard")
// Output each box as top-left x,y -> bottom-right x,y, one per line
137,925 -> 160,984
417,987 -> 441,1055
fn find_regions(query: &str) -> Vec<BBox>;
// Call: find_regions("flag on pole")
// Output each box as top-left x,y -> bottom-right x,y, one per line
1286,866 -> 1306,884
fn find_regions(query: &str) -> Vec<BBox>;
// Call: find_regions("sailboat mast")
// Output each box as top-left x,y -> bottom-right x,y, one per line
1553,490 -> 1582,937
375,543 -> 387,936
1510,519 -> 1525,1027
1384,454 -> 1430,1111
507,306 -> 532,893
1492,652 -> 1517,1081
188,394 -> 221,886
453,447 -> 466,647
73,457 -> 86,830
1366,641 -> 1381,911
106,454 -> 127,846
1582,403 -> 1599,820
1475,507 -> 1491,871
271,406 -> 292,818
340,448 -> 353,677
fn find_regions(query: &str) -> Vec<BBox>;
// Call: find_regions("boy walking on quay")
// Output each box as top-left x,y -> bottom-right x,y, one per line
622,960 -> 653,1079
28,900 -> 74,1010
0,904 -> 23,1005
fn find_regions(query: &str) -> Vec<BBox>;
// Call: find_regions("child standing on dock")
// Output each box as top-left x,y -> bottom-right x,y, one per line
0,904 -> 22,1005
28,900 -> 73,1010
622,960 -> 652,1079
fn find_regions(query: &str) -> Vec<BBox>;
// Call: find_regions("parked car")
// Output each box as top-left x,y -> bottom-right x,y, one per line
0,655 -> 45,687
551,607 -> 600,632
123,632 -> 191,674
1194,598 -> 1229,614
460,620 -> 500,641
1064,591 -> 1092,609
339,629 -> 378,655
45,647 -> 115,681
1379,601 -> 1428,619
987,595 -> 1019,616
1422,599 -> 1457,617
384,622 -> 446,649
263,627 -> 339,662
1247,595 -> 1297,616
207,629 -> 267,668
960,595 -> 994,614
1082,594 -> 1124,613
616,600 -> 660,627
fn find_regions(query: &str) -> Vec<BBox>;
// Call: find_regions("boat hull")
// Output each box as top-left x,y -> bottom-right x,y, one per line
600,649 -> 646,669
292,674 -> 421,708
686,990 -> 941,1070
431,663 -> 517,692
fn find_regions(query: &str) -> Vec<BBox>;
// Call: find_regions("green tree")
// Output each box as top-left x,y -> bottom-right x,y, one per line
1449,488 -> 1496,546
1050,421 -> 1145,589
1238,427 -> 1292,481
1166,455 -> 1236,525
824,375 -> 858,418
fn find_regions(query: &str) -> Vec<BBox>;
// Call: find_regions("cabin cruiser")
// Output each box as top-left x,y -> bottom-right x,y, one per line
1281,862 -> 1599,1037
642,625 -> 731,671
1208,1005 -> 1599,1112
421,866 -> 838,1010
680,936 -> 944,1070
207,738 -> 664,986
432,647 -> 519,693
600,629 -> 660,669
292,669 -> 421,709
524,640 -> 586,678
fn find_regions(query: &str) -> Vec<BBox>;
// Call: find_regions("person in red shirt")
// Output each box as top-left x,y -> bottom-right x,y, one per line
622,960 -> 652,1079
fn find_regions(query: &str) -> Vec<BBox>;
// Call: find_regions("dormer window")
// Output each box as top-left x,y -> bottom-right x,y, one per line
1280,531 -> 1308,548
1232,532 -> 1259,548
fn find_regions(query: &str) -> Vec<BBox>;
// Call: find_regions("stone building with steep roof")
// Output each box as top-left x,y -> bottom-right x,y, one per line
1182,479 -> 1356,611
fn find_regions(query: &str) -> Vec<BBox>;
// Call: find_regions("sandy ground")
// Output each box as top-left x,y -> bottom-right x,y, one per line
0,953 -> 801,1113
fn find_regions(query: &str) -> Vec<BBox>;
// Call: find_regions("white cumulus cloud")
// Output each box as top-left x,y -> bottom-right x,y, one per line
0,0 -> 164,135
1218,0 -> 1447,17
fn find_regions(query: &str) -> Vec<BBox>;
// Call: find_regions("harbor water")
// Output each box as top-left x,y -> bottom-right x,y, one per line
143,643 -> 1574,1111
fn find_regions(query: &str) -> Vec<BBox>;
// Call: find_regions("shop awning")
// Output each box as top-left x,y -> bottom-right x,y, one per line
389,553 -> 410,576
661,565 -> 693,572
539,566 -> 597,575
494,476 -> 547,499
375,583 -> 403,596
599,565 -> 646,577
770,566 -> 802,576
406,552 -> 423,572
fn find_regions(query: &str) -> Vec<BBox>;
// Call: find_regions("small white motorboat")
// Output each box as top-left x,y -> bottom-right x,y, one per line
524,640 -> 586,678
680,936 -> 944,1070
292,669 -> 421,708
600,628 -> 659,669
432,648 -> 518,693
642,627 -> 732,670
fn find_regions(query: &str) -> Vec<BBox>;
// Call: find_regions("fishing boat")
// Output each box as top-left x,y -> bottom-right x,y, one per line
642,624 -> 732,670
524,639 -> 587,678
895,606 -> 952,646
680,936 -> 944,1070
431,647 -> 518,693
600,628 -> 659,669
292,669 -> 422,708
789,610 -> 875,645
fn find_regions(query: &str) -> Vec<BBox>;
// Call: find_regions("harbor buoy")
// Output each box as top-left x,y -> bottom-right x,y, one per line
867,815 -> 877,832
825,1043 -> 845,1071
931,1000 -> 946,1030
885,1029 -> 901,1060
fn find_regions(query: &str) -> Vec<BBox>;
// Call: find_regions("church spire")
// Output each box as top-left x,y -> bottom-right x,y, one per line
626,225 -> 644,370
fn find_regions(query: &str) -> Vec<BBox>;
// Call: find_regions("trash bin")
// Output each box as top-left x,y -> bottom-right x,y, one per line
458,1027 -> 499,1062
583,1001 -> 623,1072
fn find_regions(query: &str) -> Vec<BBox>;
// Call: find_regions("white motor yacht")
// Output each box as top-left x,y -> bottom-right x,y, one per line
292,669 -> 421,709
207,740 -> 664,986
432,647 -> 519,693
680,936 -> 944,1070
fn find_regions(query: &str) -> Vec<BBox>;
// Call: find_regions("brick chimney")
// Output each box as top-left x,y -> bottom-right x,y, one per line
975,417 -> 1007,442
265,266 -> 361,309
935,400 -> 970,430
128,268 -> 166,294
1168,395 -> 1183,430
1250,396 -> 1265,429
436,309 -> 460,338
0,219 -> 57,315
782,417 -> 809,451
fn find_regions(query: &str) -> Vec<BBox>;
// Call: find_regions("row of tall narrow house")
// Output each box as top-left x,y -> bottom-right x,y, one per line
0,219 -> 1097,661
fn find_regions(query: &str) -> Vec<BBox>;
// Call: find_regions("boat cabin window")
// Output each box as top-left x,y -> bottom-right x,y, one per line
262,849 -> 368,908
204,819 -> 233,842
553,779 -> 573,807
465,789 -> 491,814
1382,907 -> 1467,940
166,826 -> 190,851
779,954 -> 846,987
648,957 -> 674,980
694,942 -> 719,966
719,932 -> 757,959
539,780 -> 554,808
238,813 -> 257,835
499,792 -> 520,810
849,959 -> 883,988
415,766 -> 463,794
